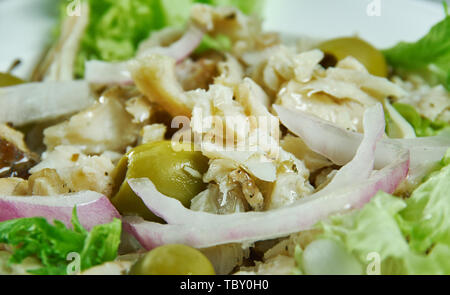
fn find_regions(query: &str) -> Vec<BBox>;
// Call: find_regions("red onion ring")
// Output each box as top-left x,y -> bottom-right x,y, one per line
0,191 -> 120,230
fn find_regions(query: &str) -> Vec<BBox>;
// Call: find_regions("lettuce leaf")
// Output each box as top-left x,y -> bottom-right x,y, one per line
0,208 -> 121,275
393,103 -> 450,137
382,14 -> 450,91
73,0 -> 263,77
295,149 -> 450,275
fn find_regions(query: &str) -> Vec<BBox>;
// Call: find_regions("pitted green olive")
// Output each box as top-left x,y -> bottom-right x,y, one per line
318,37 -> 388,77
129,244 -> 215,275
111,141 -> 209,221
0,73 -> 25,87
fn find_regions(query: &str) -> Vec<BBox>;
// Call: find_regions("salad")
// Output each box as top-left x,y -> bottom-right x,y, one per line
0,0 -> 449,275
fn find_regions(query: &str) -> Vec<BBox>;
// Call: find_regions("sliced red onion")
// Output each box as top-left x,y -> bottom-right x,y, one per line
0,81 -> 94,126
273,104 -> 450,185
313,104 -> 384,196
138,26 -> 204,63
85,26 -> 204,85
123,104 -> 409,249
0,191 -> 120,230
273,104 -> 385,167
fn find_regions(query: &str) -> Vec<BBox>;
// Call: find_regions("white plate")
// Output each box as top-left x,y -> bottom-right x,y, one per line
0,0 -> 446,79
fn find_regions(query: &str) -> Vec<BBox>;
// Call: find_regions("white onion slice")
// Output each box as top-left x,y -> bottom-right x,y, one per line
85,26 -> 204,85
123,104 -> 409,249
0,191 -> 120,230
139,26 -> 204,63
0,81 -> 94,126
273,104 -> 450,185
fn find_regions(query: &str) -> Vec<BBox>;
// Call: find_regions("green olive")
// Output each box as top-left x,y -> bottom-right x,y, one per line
129,244 -> 215,275
0,73 -> 25,87
111,141 -> 209,221
318,37 -> 388,77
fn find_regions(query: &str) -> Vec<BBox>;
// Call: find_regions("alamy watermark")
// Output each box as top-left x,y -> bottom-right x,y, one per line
66,0 -> 81,17
66,1 -> 381,19
66,252 -> 81,275
367,0 -> 381,17
366,252 -> 381,275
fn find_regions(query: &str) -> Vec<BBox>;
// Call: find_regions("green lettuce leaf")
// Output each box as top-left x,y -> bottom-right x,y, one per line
79,219 -> 122,271
318,192 -> 410,275
197,0 -> 265,15
382,13 -> 450,91
73,0 -> 263,77
295,149 -> 450,275
0,208 -> 121,275
400,152 -> 450,253
393,103 -> 450,137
